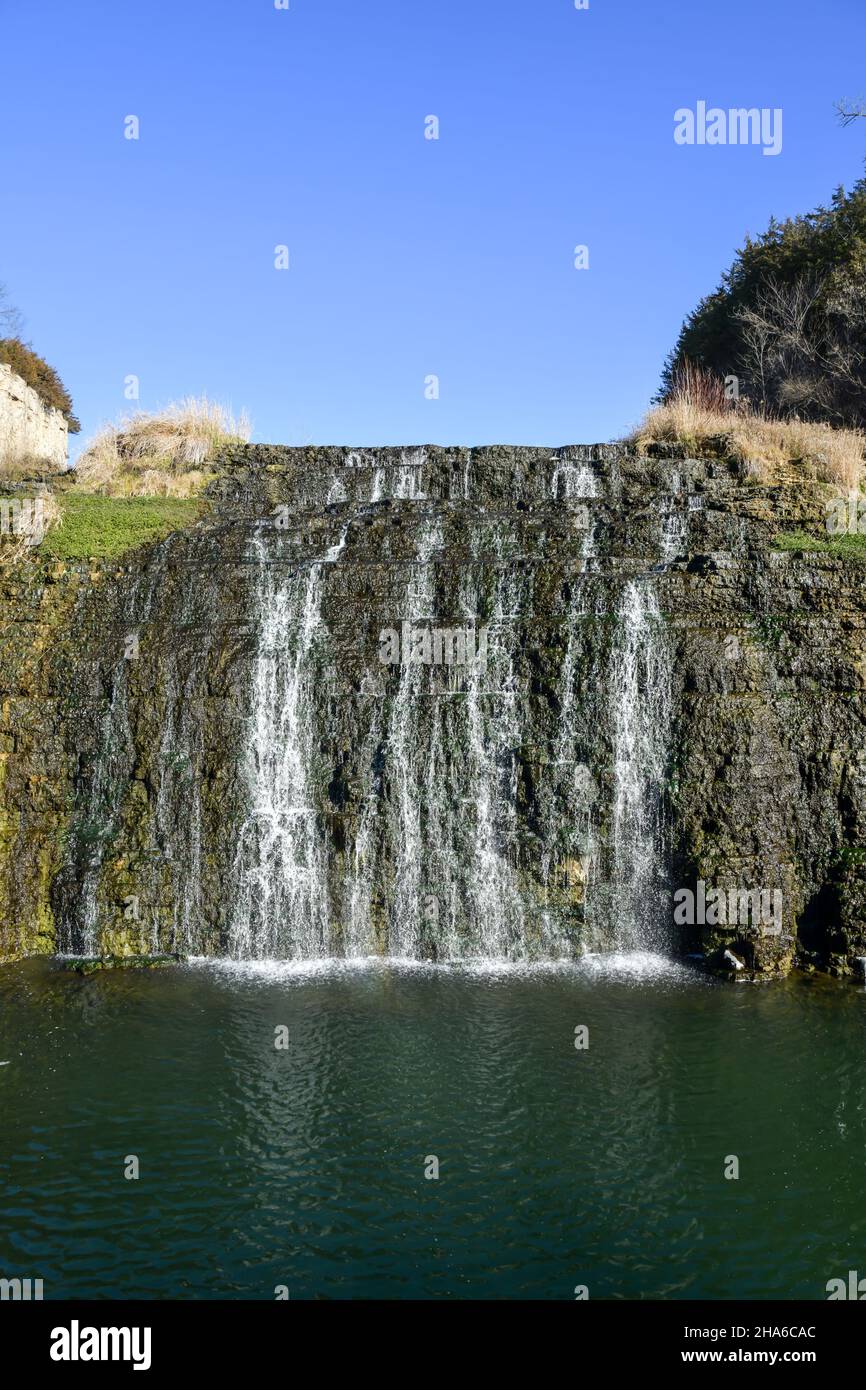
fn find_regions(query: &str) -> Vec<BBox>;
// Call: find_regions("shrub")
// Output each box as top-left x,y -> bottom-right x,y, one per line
0,337 -> 79,431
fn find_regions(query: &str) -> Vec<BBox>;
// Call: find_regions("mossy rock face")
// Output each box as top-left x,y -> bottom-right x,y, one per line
1,444 -> 866,975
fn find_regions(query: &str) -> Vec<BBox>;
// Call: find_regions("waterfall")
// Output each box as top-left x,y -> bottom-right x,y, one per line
386,557 -> 437,955
609,580 -> 672,951
343,543 -> 531,960
555,524 -> 598,762
658,468 -> 689,562
551,460 -> 598,502
394,448 -> 427,500
369,448 -> 427,503
229,533 -> 331,958
153,674 -> 203,953
461,573 -> 526,956
343,524 -> 443,956
550,523 -> 600,947
344,700 -> 384,956
227,492 -> 676,963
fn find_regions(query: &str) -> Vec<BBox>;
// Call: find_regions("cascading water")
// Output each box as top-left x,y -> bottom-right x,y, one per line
224,459 -> 675,962
386,553 -> 437,956
460,570 -> 526,956
343,522 -> 445,956
608,580 -> 673,951
228,531 -> 332,958
549,523 -> 601,946
343,536 -> 533,960
551,460 -> 599,503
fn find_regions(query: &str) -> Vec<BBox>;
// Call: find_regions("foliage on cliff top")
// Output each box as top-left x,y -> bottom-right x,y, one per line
0,337 -> 80,432
74,396 -> 251,497
659,175 -> 866,427
38,494 -> 204,559
633,361 -> 865,488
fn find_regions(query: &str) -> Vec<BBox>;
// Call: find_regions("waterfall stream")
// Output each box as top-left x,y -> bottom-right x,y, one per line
609,581 -> 672,951
229,535 -> 331,958
386,554 -> 437,956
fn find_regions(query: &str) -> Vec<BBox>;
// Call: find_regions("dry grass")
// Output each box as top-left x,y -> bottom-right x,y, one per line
632,363 -> 865,489
74,396 -> 251,497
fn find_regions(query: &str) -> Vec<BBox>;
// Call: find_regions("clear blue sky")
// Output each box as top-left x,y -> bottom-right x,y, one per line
2,0 -> 865,457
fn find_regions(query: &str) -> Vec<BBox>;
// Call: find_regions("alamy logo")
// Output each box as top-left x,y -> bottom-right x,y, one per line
0,498 -> 48,546
825,493 -> 866,535
378,622 -> 488,668
673,881 -> 782,935
0,1276 -> 43,1300
674,102 -> 783,156
50,1320 -> 152,1371
827,1270 -> 866,1300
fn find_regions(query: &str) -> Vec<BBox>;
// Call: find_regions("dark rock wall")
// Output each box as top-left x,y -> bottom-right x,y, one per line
1,444 -> 863,976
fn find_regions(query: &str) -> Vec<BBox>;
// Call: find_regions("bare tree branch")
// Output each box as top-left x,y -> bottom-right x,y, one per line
735,272 -> 866,427
0,282 -> 24,339
835,97 -> 866,127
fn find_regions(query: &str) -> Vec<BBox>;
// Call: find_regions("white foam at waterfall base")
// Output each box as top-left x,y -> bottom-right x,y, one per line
189,950 -> 702,988
576,950 -> 696,985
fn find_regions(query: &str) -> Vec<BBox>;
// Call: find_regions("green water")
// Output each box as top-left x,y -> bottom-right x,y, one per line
1,953 -> 865,1300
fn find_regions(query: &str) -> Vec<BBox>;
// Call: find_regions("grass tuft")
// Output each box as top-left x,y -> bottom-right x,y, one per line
74,396 -> 251,497
632,362 -> 865,489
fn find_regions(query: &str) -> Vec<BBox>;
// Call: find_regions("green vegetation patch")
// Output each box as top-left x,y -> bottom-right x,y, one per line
40,494 -> 204,560
772,529 -> 866,560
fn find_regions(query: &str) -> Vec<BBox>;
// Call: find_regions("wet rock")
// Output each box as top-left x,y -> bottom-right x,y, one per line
0,443 -> 863,975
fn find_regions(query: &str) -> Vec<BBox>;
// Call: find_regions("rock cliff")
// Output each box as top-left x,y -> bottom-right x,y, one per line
1,444 -> 864,979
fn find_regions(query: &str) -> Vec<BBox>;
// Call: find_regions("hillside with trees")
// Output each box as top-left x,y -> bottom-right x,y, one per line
661,174 -> 866,428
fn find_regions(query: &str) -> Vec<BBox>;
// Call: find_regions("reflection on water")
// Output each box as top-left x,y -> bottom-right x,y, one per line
1,956 -> 865,1299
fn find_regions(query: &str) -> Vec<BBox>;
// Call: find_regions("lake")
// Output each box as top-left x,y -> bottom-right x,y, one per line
1,953 -> 863,1300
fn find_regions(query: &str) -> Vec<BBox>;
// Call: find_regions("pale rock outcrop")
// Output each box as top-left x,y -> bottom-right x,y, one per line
0,363 -> 68,472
